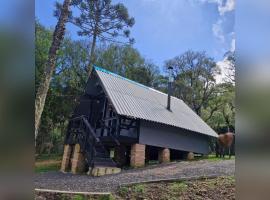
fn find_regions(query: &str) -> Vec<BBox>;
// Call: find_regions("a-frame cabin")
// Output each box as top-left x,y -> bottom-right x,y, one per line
61,66 -> 218,175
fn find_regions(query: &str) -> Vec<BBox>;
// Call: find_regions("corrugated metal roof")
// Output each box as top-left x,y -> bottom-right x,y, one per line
94,66 -> 218,138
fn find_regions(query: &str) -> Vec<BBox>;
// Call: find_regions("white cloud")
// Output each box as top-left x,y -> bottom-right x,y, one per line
230,37 -> 235,52
216,58 -> 231,83
218,0 -> 235,16
195,0 -> 235,58
212,19 -> 225,43
198,0 -> 235,16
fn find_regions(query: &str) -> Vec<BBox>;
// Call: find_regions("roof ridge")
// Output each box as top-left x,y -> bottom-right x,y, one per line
94,65 -> 150,90
94,65 -> 182,101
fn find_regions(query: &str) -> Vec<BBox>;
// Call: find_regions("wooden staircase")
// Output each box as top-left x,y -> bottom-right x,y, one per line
62,116 -> 120,175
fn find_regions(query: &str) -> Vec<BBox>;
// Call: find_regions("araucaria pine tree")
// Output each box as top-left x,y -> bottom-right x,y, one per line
68,0 -> 135,75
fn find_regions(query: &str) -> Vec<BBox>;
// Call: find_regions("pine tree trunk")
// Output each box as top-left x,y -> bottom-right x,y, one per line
88,33 -> 97,76
35,0 -> 71,144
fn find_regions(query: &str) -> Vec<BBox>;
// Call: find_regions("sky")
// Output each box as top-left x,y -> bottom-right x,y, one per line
35,0 -> 235,70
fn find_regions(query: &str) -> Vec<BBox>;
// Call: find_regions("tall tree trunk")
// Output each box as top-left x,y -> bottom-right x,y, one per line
35,0 -> 71,144
88,32 -> 97,76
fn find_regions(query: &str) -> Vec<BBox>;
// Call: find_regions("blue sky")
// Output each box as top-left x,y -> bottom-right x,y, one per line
35,0 -> 235,68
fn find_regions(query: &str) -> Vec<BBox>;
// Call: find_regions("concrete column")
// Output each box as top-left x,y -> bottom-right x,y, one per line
130,144 -> 145,168
60,144 -> 72,172
187,152 -> 194,160
158,148 -> 170,163
114,145 -> 127,167
71,144 -> 86,174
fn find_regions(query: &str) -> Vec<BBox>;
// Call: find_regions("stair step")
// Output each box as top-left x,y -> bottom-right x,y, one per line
88,167 -> 121,176
93,157 -> 116,167
67,116 -> 118,173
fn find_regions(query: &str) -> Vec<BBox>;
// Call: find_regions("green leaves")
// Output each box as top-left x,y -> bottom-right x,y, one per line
68,0 -> 135,44
165,50 -> 235,131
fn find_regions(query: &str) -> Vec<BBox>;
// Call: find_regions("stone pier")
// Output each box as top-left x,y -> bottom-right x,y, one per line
158,148 -> 170,163
71,144 -> 86,174
60,144 -> 72,172
130,144 -> 145,168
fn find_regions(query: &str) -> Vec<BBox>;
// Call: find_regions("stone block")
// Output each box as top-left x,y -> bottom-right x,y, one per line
60,144 -> 72,172
71,144 -> 86,174
97,167 -> 106,176
130,143 -> 145,168
90,167 -> 121,176
187,152 -> 194,160
158,148 -> 170,163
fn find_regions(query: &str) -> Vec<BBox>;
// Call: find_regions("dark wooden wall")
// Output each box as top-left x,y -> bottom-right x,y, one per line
139,120 -> 211,154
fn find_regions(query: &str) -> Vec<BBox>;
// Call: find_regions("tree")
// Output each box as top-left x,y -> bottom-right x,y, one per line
201,83 -> 235,131
67,0 -> 135,75
224,51 -> 235,84
35,22 -> 90,153
35,21 -> 53,90
96,44 -> 159,87
35,0 -> 71,144
165,51 -> 220,116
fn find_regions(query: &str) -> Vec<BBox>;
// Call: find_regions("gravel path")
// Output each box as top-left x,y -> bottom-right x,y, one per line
35,159 -> 235,192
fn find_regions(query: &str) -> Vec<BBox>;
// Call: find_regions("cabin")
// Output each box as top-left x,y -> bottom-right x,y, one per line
61,66 -> 218,175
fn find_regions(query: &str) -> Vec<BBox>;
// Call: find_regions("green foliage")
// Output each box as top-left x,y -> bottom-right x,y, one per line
133,184 -> 145,193
165,50 -> 219,116
118,186 -> 129,196
68,0 -> 135,43
170,182 -> 188,192
195,154 -> 235,162
97,194 -> 115,200
35,163 -> 60,173
96,44 -> 160,87
72,194 -> 85,200
36,154 -> 62,161
35,20 -> 53,91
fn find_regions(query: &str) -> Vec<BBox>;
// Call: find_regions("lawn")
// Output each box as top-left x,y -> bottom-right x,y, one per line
35,154 -> 62,173
196,154 -> 235,161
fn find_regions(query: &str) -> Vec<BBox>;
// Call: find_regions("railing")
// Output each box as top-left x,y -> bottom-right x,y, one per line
65,115 -> 115,168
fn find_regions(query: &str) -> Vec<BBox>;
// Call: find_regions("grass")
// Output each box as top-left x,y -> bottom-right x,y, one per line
36,154 -> 62,162
35,192 -> 115,200
170,181 -> 188,192
72,194 -> 85,200
115,176 -> 235,200
195,154 -> 235,162
133,184 -> 145,193
97,194 -> 115,200
35,154 -> 62,173
35,162 -> 61,173
118,186 -> 129,196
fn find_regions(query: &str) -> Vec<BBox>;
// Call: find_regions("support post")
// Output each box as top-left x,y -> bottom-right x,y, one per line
130,144 -> 145,168
158,148 -> 170,163
187,152 -> 194,160
60,144 -> 72,172
71,144 -> 86,174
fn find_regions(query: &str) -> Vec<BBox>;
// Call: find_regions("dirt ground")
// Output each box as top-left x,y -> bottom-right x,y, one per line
115,176 -> 235,200
35,176 -> 235,200
35,159 -> 234,192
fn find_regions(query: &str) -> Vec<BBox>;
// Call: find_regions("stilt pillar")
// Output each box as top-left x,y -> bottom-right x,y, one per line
60,144 -> 72,172
158,148 -> 170,163
71,144 -> 86,174
187,152 -> 194,160
130,144 -> 145,168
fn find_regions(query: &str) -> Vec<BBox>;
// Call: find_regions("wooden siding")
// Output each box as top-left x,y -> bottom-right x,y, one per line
139,120 -> 211,154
